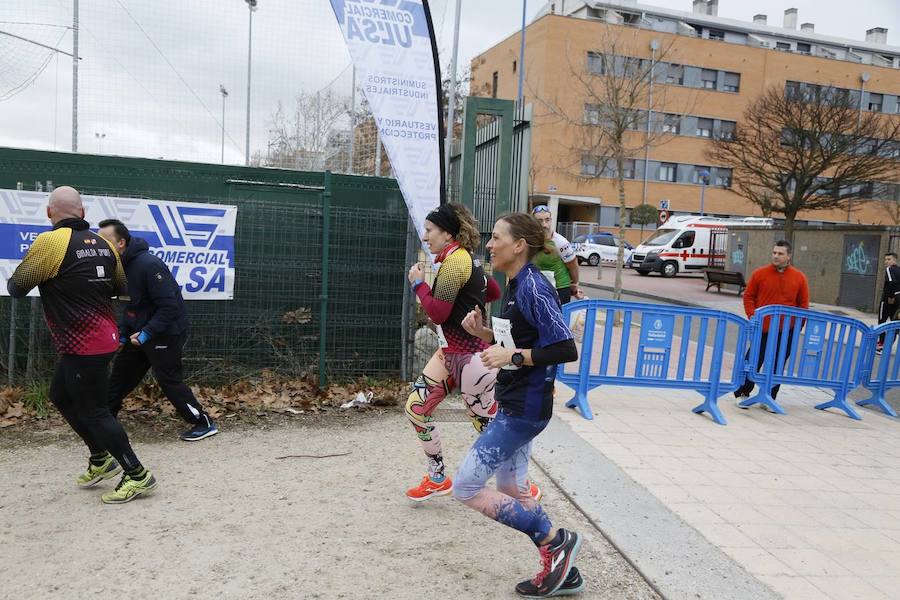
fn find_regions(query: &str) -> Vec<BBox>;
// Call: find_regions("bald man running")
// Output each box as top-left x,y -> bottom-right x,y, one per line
7,186 -> 158,504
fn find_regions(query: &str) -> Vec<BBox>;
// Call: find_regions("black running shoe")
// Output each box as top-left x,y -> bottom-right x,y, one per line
555,567 -> 585,596
515,529 -> 582,597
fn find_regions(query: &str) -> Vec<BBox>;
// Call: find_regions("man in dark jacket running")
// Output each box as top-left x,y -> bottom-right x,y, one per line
877,252 -> 900,354
99,219 -> 218,441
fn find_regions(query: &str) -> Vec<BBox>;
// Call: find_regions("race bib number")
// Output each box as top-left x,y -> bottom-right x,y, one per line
435,324 -> 449,349
492,317 -> 519,370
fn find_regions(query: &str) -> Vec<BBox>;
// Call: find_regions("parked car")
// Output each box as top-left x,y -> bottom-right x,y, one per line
574,233 -> 634,266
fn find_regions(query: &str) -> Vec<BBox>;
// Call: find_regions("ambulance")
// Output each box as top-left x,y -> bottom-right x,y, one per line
632,215 -> 772,278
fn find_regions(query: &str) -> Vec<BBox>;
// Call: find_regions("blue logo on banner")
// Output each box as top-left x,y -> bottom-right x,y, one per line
331,0 -> 428,46
148,204 -> 227,248
641,314 -> 674,348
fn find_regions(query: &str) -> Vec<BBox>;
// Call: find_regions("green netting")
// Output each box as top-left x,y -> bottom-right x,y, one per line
0,148 -> 408,385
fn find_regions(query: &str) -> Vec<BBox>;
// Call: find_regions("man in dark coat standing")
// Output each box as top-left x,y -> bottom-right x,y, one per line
877,252 -> 900,354
99,219 -> 218,441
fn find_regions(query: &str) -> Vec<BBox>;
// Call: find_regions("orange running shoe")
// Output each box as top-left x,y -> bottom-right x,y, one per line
406,474 -> 453,501
529,481 -> 543,502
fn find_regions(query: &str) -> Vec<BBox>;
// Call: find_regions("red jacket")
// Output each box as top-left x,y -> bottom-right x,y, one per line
743,264 -> 809,332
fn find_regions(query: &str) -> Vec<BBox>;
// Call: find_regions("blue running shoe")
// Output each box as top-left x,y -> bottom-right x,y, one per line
179,414 -> 219,442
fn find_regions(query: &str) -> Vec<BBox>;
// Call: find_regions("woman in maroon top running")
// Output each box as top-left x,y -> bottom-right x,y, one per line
404,203 -> 521,501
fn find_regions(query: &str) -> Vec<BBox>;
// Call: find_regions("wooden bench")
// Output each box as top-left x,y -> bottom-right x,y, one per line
705,269 -> 747,295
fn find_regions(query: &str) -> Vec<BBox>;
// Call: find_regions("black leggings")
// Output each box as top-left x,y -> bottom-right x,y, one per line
50,353 -> 141,471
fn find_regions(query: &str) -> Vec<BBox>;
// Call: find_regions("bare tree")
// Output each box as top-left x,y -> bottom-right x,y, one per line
530,27 -> 691,300
707,84 -> 900,241
264,90 -> 350,171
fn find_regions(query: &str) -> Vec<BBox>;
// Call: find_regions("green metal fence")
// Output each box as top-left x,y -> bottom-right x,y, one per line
0,148 -> 409,386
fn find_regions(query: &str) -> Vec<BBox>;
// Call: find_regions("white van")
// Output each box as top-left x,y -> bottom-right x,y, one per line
632,215 -> 772,278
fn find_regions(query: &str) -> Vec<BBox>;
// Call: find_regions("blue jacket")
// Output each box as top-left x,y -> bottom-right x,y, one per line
119,237 -> 189,339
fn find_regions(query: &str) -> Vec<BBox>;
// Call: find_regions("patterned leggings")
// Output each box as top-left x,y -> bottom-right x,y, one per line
453,411 -> 552,545
405,349 -> 498,479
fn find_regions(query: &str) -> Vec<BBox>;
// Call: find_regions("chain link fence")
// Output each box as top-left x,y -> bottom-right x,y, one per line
0,150 -> 412,387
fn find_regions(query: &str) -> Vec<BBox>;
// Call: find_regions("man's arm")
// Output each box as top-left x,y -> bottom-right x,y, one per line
887,266 -> 900,300
797,272 -> 810,310
742,272 -> 759,318
139,267 -> 182,339
554,233 -> 580,291
6,232 -> 64,298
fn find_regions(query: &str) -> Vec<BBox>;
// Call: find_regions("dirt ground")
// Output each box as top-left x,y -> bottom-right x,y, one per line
0,407 -> 659,600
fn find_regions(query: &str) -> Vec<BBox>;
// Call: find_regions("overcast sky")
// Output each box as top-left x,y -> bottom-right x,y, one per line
0,0 -> 897,165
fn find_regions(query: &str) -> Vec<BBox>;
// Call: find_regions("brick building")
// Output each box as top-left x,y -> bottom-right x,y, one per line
471,0 -> 900,241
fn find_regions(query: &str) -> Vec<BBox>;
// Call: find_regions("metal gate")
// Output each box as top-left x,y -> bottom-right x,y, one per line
708,228 -> 727,269
838,234 -> 880,311
448,97 -> 531,251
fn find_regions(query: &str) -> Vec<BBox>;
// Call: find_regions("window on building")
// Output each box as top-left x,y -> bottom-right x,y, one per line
658,163 -> 677,182
700,69 -> 717,89
869,93 -> 883,112
715,168 -> 733,187
584,104 -> 601,125
723,72 -> 741,92
718,120 -> 736,140
785,80 -> 802,100
692,166 -> 711,184
696,118 -> 713,137
666,63 -> 684,85
587,52 -> 605,74
797,42 -> 811,54
621,159 -> 636,179
627,110 -> 644,130
708,29 -> 725,41
622,57 -> 641,78
491,72 -> 498,98
776,41 -> 791,51
581,156 -> 600,176
662,113 -> 680,134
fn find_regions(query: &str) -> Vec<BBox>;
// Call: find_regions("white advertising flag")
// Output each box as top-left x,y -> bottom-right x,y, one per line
329,0 -> 445,240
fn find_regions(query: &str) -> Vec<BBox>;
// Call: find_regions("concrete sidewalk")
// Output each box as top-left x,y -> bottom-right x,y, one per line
578,265 -> 878,326
539,376 -> 900,600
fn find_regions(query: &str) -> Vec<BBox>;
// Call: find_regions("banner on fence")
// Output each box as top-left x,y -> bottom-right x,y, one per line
0,189 -> 237,300
329,0 -> 444,242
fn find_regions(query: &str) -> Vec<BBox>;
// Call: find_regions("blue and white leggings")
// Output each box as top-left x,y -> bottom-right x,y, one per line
452,410 -> 552,545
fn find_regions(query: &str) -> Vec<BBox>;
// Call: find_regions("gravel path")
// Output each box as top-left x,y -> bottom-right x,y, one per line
0,410 -> 659,600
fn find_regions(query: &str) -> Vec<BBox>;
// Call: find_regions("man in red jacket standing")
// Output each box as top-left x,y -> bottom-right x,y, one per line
735,240 -> 809,408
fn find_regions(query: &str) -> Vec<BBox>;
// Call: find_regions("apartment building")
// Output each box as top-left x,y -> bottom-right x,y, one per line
470,0 -> 900,236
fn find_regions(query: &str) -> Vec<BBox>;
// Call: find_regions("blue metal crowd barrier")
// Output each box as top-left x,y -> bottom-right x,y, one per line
857,321 -> 900,418
741,305 -> 870,419
558,299 -> 748,425
560,299 -> 900,424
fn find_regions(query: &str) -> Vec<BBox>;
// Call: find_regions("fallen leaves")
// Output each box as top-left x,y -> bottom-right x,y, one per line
0,373 -> 409,429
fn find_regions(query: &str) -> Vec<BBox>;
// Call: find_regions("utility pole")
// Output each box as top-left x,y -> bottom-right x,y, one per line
348,65 -> 356,174
244,0 -> 257,165
444,0 -> 462,181
516,0 -> 527,106
72,0 -> 79,152
220,85 -> 228,164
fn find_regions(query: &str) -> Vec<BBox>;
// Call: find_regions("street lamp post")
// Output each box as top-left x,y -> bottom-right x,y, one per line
244,0 -> 258,166
698,169 -> 710,216
220,84 -> 228,164
94,132 -> 105,153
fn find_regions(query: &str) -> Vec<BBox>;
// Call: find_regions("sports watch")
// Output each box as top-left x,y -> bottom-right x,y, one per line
511,350 -> 525,368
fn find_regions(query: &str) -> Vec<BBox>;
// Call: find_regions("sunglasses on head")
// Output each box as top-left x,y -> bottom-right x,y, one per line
532,205 -> 551,214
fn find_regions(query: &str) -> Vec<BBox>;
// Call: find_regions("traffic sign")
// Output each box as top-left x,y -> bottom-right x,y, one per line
658,209 -> 670,225
659,199 -> 670,210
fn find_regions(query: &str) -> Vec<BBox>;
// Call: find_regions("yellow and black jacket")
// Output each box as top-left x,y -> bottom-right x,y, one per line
7,218 -> 126,355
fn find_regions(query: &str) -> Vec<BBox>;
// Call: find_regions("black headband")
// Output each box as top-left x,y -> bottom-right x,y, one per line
426,204 -> 461,237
